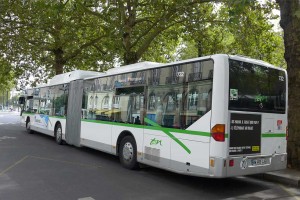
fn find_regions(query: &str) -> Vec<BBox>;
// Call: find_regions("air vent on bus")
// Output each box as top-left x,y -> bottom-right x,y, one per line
144,146 -> 160,162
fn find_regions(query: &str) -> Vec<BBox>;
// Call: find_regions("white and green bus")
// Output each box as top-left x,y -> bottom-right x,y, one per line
19,54 -> 287,178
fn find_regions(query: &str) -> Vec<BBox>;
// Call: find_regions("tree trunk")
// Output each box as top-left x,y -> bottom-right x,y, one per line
277,0 -> 300,169
197,40 -> 203,57
53,48 -> 65,75
124,51 -> 139,65
2,91 -> 4,109
6,91 -> 8,108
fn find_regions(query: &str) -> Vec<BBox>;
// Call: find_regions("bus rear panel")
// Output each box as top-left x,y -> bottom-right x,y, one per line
209,55 -> 287,177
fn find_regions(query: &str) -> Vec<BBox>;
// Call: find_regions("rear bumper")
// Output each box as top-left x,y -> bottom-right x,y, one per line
227,153 -> 287,177
211,153 -> 287,178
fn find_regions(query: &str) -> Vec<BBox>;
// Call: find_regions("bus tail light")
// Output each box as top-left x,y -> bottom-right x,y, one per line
211,124 -> 225,142
229,159 -> 234,167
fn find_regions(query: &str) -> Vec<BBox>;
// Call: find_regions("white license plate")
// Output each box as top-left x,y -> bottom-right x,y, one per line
251,158 -> 266,166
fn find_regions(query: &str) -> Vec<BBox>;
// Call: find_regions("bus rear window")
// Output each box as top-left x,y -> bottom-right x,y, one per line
229,59 -> 286,114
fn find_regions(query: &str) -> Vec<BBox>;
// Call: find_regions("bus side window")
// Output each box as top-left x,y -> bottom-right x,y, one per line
116,86 -> 144,124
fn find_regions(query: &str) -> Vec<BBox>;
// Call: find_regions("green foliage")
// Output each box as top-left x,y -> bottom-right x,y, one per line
0,57 -> 15,90
178,0 -> 285,68
141,27 -> 182,63
0,0 -> 286,89
226,0 -> 285,67
82,0 -> 186,64
1,0 -> 114,87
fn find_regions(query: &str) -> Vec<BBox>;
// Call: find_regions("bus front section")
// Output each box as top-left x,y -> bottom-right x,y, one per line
210,55 -> 287,177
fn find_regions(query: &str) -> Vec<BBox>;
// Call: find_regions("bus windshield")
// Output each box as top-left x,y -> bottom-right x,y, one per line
228,59 -> 286,114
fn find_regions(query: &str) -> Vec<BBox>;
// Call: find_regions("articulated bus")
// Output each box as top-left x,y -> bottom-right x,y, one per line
19,54 -> 287,178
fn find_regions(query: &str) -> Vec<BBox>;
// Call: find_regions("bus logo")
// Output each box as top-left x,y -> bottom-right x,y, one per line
150,138 -> 162,146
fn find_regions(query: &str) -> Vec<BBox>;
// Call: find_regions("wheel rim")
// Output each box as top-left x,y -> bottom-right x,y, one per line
56,127 -> 62,142
123,142 -> 134,161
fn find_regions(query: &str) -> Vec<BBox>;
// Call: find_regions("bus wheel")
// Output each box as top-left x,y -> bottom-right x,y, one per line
55,123 -> 63,145
26,119 -> 33,134
119,136 -> 139,170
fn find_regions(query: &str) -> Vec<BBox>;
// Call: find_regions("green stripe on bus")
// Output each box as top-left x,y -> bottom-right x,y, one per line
81,118 -> 217,154
144,118 -> 191,154
51,116 -> 66,119
262,133 -> 286,138
81,119 -> 210,137
147,126 -> 210,136
82,119 -> 143,128
82,119 -> 210,137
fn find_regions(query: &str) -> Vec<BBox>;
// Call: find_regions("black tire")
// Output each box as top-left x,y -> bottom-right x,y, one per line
119,136 -> 139,169
26,119 -> 34,134
55,123 -> 63,145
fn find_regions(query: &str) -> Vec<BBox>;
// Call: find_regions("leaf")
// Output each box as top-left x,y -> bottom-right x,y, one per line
294,10 -> 300,18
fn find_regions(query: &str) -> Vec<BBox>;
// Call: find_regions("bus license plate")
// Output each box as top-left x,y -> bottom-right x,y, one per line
251,158 -> 266,166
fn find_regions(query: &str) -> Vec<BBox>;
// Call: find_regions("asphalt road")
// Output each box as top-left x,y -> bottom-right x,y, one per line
0,111 -> 299,200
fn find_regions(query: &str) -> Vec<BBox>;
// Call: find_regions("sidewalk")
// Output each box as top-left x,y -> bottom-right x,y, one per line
252,169 -> 300,187
0,109 -> 20,112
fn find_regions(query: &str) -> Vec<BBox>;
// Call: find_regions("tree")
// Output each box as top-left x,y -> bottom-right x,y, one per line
227,0 -> 285,67
81,0 -> 216,65
0,0 -> 113,81
0,61 -> 15,108
181,2 -> 228,57
179,0 -> 285,67
277,0 -> 300,169
0,0 -> 286,89
0,57 -> 15,89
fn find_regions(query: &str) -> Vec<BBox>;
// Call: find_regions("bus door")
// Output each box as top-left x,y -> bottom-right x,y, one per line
111,86 -> 145,155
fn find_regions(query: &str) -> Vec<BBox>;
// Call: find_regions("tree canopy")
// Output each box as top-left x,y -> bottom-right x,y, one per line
1,0 -> 115,87
179,1 -> 285,67
0,0 -> 284,88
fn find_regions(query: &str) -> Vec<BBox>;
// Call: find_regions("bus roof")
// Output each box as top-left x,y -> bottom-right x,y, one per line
49,70 -> 103,86
84,57 -> 212,80
84,54 -> 285,80
36,54 -> 284,87
227,54 -> 283,70
106,61 -> 161,74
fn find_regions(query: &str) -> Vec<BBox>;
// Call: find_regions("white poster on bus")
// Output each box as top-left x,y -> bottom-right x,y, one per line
34,114 -> 51,128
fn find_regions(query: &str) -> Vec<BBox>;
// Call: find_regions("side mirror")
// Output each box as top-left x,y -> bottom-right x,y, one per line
18,97 -> 25,105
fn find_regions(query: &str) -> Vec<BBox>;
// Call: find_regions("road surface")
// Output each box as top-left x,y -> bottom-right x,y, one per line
0,111 -> 299,200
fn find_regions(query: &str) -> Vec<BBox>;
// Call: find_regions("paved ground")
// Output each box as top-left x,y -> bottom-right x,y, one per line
0,112 -> 299,200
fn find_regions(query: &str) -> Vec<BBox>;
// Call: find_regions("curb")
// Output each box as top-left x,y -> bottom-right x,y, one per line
264,173 -> 299,187
252,170 -> 300,188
